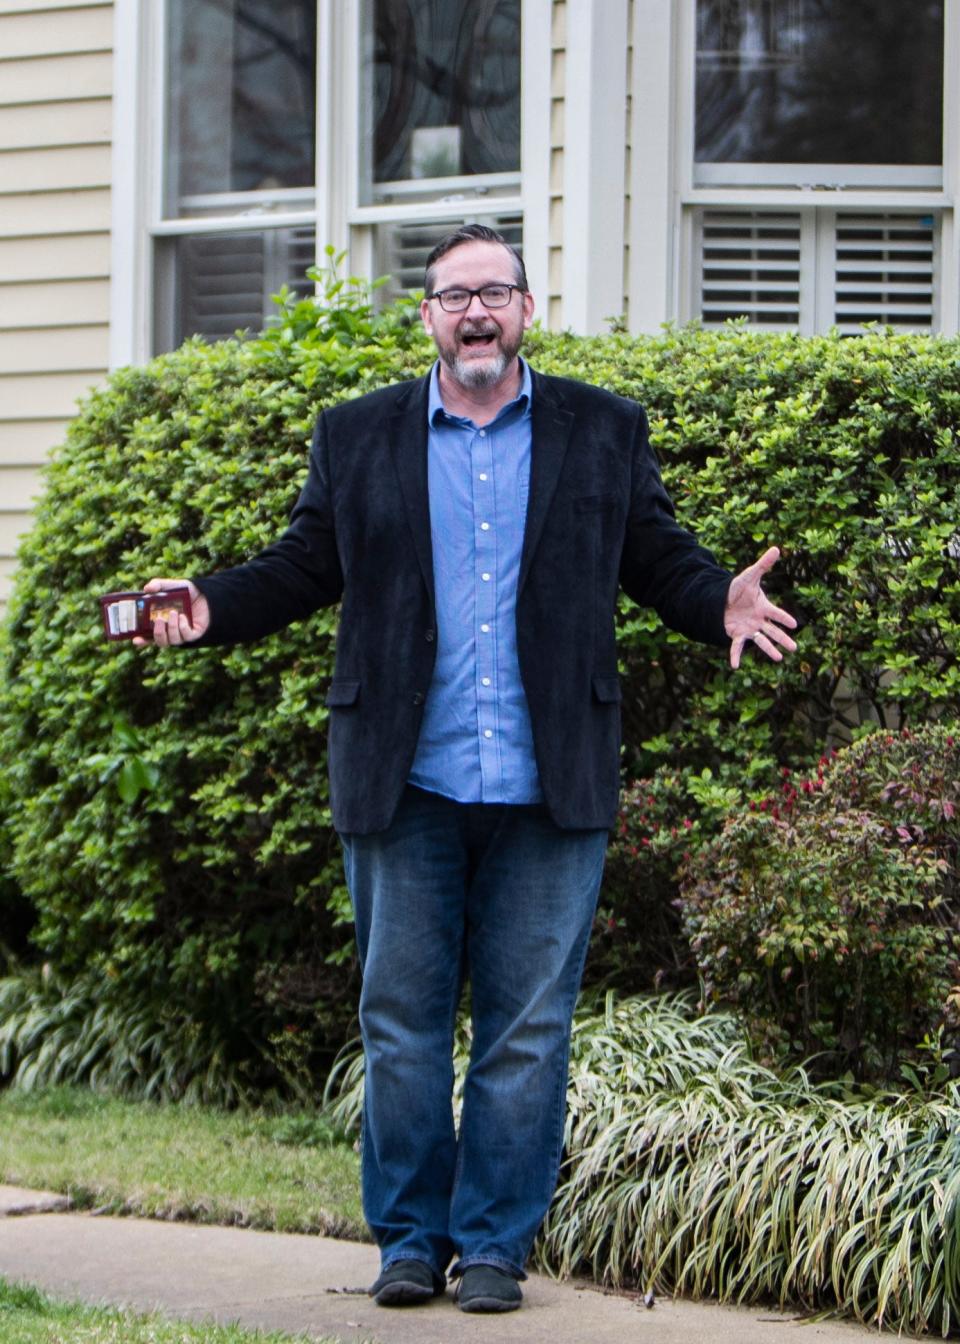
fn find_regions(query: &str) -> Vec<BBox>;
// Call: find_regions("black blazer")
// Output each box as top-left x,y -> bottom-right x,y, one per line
196,369 -> 732,834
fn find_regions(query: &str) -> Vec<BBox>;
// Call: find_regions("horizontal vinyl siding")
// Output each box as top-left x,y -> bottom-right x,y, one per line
0,419 -> 70,465
0,0 -> 112,609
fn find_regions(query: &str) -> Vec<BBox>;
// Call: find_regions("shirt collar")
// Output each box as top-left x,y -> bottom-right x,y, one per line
428,357 -> 532,428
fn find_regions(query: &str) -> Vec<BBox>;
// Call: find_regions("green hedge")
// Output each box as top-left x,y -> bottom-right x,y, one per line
2,275 -> 959,1098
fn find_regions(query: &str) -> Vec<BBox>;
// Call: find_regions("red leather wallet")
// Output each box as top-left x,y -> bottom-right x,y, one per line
99,587 -> 193,641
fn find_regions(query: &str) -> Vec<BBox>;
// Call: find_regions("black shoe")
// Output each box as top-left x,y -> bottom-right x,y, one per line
455,1264 -> 523,1313
369,1259 -> 444,1306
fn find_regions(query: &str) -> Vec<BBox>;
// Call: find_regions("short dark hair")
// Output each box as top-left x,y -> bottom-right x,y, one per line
424,224 -> 528,297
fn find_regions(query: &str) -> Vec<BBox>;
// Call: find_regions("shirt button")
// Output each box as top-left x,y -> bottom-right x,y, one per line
412,691 -> 425,705
480,522 -> 490,531
479,430 -> 486,438
424,629 -> 435,642
480,623 -> 490,632
484,729 -> 493,738
481,572 -> 491,581
481,677 -> 491,686
479,473 -> 488,481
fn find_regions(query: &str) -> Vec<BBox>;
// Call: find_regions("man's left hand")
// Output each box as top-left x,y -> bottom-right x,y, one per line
724,546 -> 798,670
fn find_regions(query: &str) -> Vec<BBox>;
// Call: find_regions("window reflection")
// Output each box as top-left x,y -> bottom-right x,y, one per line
167,0 -> 316,209
362,0 -> 521,201
695,0 -> 943,170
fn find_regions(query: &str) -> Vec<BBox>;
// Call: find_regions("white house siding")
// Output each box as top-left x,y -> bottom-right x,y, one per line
0,0 -> 113,610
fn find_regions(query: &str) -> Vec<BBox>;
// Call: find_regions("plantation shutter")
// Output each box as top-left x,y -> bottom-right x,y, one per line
832,214 -> 937,333
175,226 -> 317,343
692,208 -> 939,334
377,214 -> 524,300
694,211 -> 804,330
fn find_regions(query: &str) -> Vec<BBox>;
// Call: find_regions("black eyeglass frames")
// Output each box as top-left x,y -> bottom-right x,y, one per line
426,284 -> 525,312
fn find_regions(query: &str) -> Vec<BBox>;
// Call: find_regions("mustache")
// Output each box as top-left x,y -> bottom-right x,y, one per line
457,319 -> 500,337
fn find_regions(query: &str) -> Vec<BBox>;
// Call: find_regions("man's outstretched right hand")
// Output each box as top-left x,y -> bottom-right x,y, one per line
132,578 -> 210,647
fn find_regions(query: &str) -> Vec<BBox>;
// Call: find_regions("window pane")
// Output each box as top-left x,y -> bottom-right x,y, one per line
360,0 -> 521,203
166,0 -> 316,210
695,0 -> 943,170
159,227 -> 316,349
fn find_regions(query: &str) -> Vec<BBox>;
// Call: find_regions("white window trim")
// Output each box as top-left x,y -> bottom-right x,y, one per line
627,0 -> 680,333
110,0 -> 158,368
559,0 -> 630,334
695,164 -> 943,191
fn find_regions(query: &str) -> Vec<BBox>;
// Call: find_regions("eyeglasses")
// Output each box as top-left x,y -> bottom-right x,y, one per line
427,284 -> 524,313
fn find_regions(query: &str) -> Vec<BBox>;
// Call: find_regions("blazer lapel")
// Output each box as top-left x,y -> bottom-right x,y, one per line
519,373 -> 574,593
389,376 -> 435,604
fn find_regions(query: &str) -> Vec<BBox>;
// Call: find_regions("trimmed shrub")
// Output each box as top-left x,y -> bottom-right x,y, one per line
679,725 -> 960,1078
2,294 -> 960,1095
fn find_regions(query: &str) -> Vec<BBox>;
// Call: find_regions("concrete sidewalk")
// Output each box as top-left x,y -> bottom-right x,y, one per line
0,1185 -> 876,1344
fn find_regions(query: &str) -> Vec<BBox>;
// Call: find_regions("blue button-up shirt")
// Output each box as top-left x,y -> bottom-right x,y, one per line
408,359 -> 543,803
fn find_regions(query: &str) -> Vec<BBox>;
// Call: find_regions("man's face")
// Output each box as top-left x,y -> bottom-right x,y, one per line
420,241 -> 535,392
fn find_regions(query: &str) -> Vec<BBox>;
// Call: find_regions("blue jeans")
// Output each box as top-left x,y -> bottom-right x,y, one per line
340,785 -> 607,1282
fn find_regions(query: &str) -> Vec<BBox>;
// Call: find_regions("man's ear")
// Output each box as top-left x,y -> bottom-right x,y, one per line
420,297 -> 434,335
522,290 -> 535,330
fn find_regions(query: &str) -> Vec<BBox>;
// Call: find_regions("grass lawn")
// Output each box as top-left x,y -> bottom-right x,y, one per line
0,1087 -> 364,1239
0,1279 -> 362,1344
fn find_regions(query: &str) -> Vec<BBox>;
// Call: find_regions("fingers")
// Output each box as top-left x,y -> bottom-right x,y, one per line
728,634 -> 748,670
151,611 -> 193,648
130,578 -> 201,648
741,546 -> 781,584
763,603 -> 798,631
728,622 -> 798,669
752,625 -> 797,662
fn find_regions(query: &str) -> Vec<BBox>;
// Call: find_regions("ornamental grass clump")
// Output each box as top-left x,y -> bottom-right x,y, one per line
535,994 -> 960,1337
679,725 -> 960,1079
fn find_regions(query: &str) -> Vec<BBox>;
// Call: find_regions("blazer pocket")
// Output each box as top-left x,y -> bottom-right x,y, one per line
591,675 -> 621,704
574,494 -> 616,514
326,678 -> 360,707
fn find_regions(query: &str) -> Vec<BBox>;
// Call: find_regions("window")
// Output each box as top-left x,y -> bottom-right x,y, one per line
359,0 -> 521,206
678,0 -> 952,335
165,0 -> 316,212
694,0 -> 944,188
154,0 -> 319,350
149,0 -> 526,353
353,0 -> 525,308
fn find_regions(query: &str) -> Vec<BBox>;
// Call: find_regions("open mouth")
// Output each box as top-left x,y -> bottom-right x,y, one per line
460,331 -> 498,351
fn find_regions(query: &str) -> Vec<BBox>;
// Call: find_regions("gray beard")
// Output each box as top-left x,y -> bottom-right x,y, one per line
449,347 -> 510,389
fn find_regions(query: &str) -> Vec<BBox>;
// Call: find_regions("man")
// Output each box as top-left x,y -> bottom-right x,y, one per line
139,224 -> 796,1313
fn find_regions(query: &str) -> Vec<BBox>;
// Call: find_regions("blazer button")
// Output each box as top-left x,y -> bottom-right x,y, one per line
412,691 -> 425,705
425,629 -> 435,642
